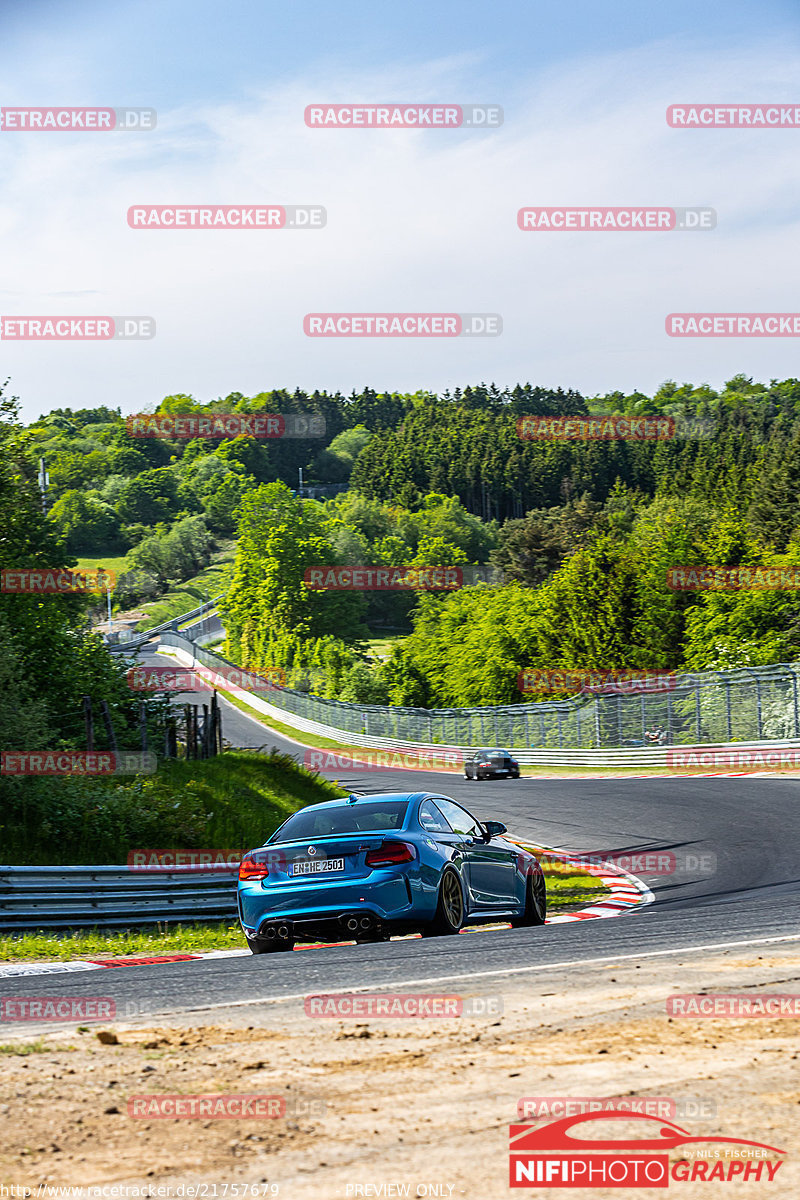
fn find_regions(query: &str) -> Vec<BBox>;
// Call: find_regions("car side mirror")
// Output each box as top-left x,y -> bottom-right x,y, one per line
483,820 -> 507,839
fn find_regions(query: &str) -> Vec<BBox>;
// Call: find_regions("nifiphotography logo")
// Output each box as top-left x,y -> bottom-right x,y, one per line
509,1111 -> 785,1187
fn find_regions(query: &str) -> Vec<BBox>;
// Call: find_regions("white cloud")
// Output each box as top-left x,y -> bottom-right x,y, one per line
1,37 -> 800,419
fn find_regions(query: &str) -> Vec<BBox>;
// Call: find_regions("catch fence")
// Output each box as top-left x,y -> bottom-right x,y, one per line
160,634 -> 800,749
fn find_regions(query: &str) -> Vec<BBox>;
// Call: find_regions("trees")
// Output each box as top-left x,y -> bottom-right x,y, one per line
311,424 -> 372,483
49,490 -> 122,552
126,516 -> 214,590
116,468 -> 180,524
222,483 -> 367,673
0,386 -> 137,750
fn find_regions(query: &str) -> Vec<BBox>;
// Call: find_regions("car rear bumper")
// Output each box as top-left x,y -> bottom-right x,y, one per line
238,875 -> 416,936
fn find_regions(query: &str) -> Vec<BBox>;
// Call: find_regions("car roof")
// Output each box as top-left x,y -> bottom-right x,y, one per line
295,792 -> 429,811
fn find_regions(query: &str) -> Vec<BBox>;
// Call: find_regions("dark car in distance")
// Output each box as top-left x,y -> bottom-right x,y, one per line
464,749 -> 520,780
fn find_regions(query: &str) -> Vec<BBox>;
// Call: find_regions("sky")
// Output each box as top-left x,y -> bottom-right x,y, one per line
1,0 -> 799,421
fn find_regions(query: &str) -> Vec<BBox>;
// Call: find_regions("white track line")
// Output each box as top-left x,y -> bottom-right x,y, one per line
177,933 -> 800,1013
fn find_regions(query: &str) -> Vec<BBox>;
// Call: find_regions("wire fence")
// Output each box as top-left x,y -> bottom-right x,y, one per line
159,634 -> 800,750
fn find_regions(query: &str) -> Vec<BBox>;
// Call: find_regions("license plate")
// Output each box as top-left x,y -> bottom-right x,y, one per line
290,857 -> 345,876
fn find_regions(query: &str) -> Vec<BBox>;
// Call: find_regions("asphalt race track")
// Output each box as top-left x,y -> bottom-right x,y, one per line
3,643 -> 798,1019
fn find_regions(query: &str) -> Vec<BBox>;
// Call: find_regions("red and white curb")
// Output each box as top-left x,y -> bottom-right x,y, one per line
514,842 -> 654,923
0,847 -> 652,978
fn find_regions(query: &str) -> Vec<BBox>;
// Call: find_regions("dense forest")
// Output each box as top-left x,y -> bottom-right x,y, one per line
7,373 -> 800,712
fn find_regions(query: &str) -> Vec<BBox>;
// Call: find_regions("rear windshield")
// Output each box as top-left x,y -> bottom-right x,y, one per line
269,800 -> 410,842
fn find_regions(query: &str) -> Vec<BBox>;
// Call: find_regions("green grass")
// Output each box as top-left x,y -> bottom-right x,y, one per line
136,559 -> 234,630
540,865 -> 609,906
0,1040 -> 65,1054
73,553 -> 130,576
5,749 -> 342,865
0,923 -> 247,962
365,632 -> 406,662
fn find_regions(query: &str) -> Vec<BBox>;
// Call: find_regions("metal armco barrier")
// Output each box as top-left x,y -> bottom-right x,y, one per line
107,597 -> 222,654
0,865 -> 238,931
160,632 -> 800,752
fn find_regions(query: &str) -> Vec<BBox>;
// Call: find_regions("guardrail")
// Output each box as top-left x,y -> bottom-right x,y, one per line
160,632 -> 800,751
106,597 -> 222,654
0,865 -> 238,931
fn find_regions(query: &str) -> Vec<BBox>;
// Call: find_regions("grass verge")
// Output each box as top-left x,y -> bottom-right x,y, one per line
74,554 -> 130,576
4,749 -> 343,865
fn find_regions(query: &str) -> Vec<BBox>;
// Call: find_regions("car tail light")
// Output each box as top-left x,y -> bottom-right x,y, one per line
239,856 -> 269,881
365,841 -> 415,866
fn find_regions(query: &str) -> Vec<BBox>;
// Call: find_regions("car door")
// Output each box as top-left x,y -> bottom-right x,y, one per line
432,797 -> 517,909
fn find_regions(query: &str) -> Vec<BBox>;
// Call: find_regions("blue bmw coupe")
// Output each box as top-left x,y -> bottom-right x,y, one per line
237,791 -> 546,953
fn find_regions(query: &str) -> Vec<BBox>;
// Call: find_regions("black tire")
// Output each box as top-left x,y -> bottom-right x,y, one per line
422,867 -> 465,936
246,935 -> 295,955
511,866 -> 547,927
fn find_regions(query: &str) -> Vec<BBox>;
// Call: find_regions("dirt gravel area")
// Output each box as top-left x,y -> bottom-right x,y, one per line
1,944 -> 798,1198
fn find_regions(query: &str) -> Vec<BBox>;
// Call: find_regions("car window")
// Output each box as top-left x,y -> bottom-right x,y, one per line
432,797 -> 483,838
270,800 -> 409,841
418,799 -> 453,834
